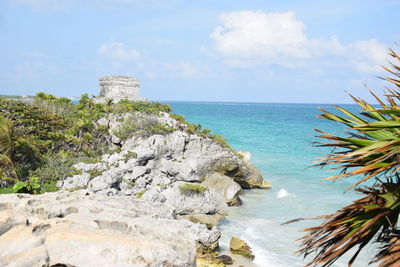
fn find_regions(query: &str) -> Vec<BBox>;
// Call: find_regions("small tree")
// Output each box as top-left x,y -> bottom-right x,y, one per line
0,116 -> 17,185
292,49 -> 400,266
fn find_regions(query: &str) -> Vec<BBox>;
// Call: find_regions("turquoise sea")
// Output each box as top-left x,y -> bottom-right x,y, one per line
167,101 -> 376,267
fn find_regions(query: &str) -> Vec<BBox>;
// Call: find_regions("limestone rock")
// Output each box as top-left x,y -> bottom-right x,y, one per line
0,191 -> 225,266
201,172 -> 242,206
62,173 -> 90,190
229,236 -> 255,260
162,182 -> 228,216
196,255 -> 225,267
60,113 -> 271,225
234,151 -> 267,189
182,220 -> 220,254
178,214 -> 225,230
196,253 -> 233,266
216,254 -> 233,265
261,180 -> 272,189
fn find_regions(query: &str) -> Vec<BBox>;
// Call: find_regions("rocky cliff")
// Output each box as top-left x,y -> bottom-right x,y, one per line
0,96 -> 271,266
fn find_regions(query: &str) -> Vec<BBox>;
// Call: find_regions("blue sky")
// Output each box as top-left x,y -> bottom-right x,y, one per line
0,0 -> 399,103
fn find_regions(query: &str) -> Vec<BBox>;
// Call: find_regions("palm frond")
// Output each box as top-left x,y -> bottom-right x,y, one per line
315,50 -> 400,187
298,183 -> 400,266
295,49 -> 400,266
371,230 -> 400,266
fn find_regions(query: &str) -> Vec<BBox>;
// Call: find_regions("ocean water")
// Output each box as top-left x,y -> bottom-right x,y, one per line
167,101 -> 377,267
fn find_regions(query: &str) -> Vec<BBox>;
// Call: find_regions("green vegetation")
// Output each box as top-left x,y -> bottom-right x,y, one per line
123,151 -> 138,163
0,92 -> 175,193
179,183 -> 206,194
170,111 -> 235,152
292,49 -> 400,266
136,189 -> 146,199
0,94 -> 109,182
113,116 -> 174,140
174,115 -> 234,152
88,169 -> 103,178
0,176 -> 41,194
112,99 -> 172,114
12,176 -> 41,194
0,116 -> 18,184
0,90 -> 236,195
208,134 -> 233,152
169,113 -> 186,124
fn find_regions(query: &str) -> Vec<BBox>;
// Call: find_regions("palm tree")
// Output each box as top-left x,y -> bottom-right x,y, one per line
0,116 -> 17,184
292,49 -> 400,266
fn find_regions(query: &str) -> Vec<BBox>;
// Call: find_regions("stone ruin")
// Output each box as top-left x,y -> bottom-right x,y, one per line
95,76 -> 143,103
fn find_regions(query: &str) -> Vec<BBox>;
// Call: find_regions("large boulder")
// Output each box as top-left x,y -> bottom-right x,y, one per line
201,172 -> 242,206
0,191 -> 224,267
233,151 -> 266,189
162,182 -> 228,216
229,236 -> 255,260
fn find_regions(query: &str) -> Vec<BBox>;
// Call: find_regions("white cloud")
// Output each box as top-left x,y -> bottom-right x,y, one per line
162,61 -> 208,78
98,42 -> 141,67
348,39 -> 388,72
96,41 -> 206,79
211,10 -> 388,73
211,11 -> 311,61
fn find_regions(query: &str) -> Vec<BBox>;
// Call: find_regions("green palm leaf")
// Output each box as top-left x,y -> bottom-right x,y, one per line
291,49 -> 400,266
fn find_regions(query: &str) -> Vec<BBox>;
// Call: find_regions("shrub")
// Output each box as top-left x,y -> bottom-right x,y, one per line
209,134 -> 234,152
110,100 -> 172,115
170,113 -> 187,124
113,116 -> 174,140
185,123 -> 202,135
13,176 -> 41,194
179,118 -> 234,152
29,151 -> 88,189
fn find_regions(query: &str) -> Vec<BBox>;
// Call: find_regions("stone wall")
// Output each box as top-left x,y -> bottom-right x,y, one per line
98,76 -> 142,102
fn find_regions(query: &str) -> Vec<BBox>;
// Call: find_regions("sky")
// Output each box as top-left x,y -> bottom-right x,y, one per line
0,0 -> 399,103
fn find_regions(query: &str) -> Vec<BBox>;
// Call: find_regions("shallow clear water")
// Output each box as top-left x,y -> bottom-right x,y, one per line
167,101 -> 376,267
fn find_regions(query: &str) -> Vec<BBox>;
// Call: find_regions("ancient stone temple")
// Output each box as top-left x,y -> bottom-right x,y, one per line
96,76 -> 142,103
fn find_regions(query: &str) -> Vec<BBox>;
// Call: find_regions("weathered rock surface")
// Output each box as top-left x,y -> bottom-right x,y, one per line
230,236 -> 255,260
56,111 -> 271,262
0,191 -> 222,267
216,254 -> 233,265
95,75 -> 142,103
178,214 -> 225,230
196,253 -> 233,267
201,172 -> 242,206
162,182 -> 228,216
61,113 -> 269,213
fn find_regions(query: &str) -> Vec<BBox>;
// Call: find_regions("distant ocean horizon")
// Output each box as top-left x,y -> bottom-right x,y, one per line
167,101 -> 375,267
162,100 -> 373,106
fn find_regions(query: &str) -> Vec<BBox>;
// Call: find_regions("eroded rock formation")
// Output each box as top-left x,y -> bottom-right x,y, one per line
0,191 -> 221,266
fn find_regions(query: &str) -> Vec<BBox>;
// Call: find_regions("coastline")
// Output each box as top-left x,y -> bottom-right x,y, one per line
0,93 -> 271,266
